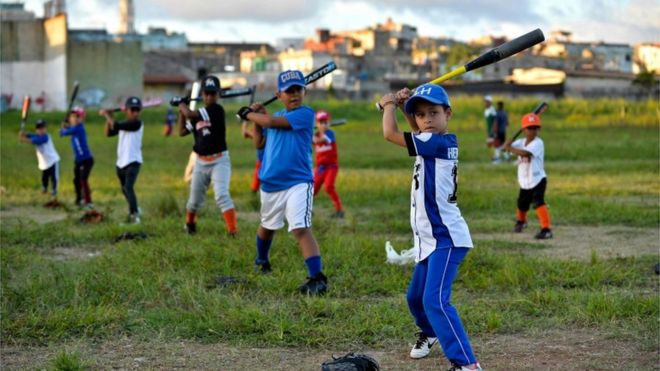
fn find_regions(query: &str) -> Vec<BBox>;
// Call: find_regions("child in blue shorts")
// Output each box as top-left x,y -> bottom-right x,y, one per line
379,84 -> 482,371
237,70 -> 327,295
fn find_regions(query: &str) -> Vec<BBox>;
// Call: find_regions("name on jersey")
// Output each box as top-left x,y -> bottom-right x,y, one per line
447,147 -> 458,160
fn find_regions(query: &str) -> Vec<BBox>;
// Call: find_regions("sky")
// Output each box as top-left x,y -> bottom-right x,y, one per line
20,0 -> 660,45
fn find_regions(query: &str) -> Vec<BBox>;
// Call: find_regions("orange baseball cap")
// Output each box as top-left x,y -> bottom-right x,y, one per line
521,113 -> 541,129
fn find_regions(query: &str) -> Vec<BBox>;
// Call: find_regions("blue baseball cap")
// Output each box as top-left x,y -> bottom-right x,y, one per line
277,70 -> 305,92
404,83 -> 451,114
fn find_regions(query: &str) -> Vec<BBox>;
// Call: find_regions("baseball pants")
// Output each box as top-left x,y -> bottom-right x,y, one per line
406,247 -> 476,366
187,152 -> 234,212
313,164 -> 342,212
74,157 -> 94,204
116,162 -> 141,214
41,162 -> 59,196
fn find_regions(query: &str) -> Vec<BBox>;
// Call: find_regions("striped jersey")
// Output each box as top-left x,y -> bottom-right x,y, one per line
404,132 -> 473,262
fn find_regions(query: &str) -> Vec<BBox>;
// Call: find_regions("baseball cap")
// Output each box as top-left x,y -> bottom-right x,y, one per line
201,75 -> 221,92
278,70 -> 305,92
71,106 -> 86,119
35,119 -> 47,128
484,95 -> 493,102
315,110 -> 330,121
125,96 -> 142,109
521,113 -> 541,129
404,83 -> 451,114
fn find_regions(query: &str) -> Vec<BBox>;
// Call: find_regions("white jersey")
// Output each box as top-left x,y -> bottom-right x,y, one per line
404,132 -> 473,263
116,123 -> 144,168
512,136 -> 546,189
29,134 -> 60,170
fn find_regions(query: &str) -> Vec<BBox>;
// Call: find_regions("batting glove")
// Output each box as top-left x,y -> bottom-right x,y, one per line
170,96 -> 190,107
237,106 -> 253,121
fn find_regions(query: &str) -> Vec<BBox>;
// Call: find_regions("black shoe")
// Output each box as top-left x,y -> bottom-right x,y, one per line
513,220 -> 527,233
299,272 -> 328,295
185,223 -> 196,235
331,211 -> 345,219
535,228 -> 553,239
254,260 -> 272,274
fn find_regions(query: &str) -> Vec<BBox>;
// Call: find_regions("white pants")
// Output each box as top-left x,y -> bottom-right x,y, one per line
260,182 -> 313,232
186,152 -> 234,212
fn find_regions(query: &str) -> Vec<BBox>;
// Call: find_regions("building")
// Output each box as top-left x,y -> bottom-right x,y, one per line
141,27 -> 187,51
633,43 -> 660,74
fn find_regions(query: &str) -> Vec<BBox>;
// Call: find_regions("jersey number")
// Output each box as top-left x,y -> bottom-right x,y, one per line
448,163 -> 458,203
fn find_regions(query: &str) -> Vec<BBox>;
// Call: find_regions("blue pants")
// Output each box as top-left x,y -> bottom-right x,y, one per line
406,247 -> 476,366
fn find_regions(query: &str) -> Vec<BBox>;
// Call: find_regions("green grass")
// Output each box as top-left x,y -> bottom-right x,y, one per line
1,98 -> 658,351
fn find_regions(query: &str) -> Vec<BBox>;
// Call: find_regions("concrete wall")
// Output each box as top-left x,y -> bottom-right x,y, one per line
67,36 -> 143,108
0,15 -> 67,111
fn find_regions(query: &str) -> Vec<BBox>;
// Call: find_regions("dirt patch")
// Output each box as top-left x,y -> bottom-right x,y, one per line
43,247 -> 102,261
0,206 -> 68,225
472,225 -> 659,261
1,329 -> 655,370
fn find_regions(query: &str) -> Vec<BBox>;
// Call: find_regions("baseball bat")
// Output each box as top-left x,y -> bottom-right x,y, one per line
510,101 -> 549,140
262,61 -> 337,106
376,28 -> 545,111
314,118 -> 347,131
20,95 -> 31,131
241,85 -> 258,124
191,87 -> 253,101
109,98 -> 163,112
63,81 -> 80,123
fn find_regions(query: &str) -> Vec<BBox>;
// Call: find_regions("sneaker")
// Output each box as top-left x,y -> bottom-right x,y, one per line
185,223 -> 196,235
410,331 -> 437,359
299,272 -> 327,295
128,213 -> 141,224
513,220 -> 527,233
254,260 -> 272,274
447,362 -> 482,371
331,211 -> 345,219
535,228 -> 553,239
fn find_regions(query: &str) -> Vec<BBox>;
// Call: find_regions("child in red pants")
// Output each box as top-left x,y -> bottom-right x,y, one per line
313,110 -> 343,218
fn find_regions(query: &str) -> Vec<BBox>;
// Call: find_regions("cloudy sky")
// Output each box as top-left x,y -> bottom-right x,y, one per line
22,0 -> 659,44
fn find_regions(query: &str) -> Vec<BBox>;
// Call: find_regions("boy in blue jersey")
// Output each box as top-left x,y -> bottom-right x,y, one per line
379,84 -> 482,371
237,70 -> 327,295
60,106 -> 95,208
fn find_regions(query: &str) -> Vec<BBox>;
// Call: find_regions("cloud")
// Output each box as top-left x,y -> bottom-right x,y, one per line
137,0 -> 322,22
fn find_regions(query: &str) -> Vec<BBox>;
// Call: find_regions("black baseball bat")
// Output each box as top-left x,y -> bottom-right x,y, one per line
263,61 -> 337,106
191,87 -> 254,101
63,81 -> 79,123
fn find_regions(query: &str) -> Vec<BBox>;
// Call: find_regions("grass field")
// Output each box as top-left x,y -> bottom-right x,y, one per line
1,97 -> 658,370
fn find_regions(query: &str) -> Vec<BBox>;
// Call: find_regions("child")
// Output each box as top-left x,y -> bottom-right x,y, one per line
504,113 -> 552,239
492,101 -> 510,162
379,84 -> 482,371
237,69 -> 328,295
483,95 -> 497,163
172,75 -> 238,236
60,106 -> 95,208
100,97 -> 144,224
19,119 -> 61,204
163,107 -> 176,136
241,120 -> 264,193
313,110 -> 344,218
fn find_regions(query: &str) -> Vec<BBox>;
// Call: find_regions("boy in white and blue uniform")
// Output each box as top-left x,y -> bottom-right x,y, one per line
379,84 -> 481,371
19,119 -> 60,200
237,70 -> 328,295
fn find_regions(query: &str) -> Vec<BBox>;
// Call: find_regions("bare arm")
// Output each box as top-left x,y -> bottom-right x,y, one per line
380,93 -> 406,147
241,121 -> 254,139
253,123 -> 266,149
504,139 -> 532,157
177,110 -> 190,137
245,103 -> 290,129
178,102 -> 200,121
100,109 -> 114,136
18,131 -> 30,144
395,88 -> 420,132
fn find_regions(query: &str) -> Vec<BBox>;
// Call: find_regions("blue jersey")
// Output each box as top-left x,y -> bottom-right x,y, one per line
404,132 -> 473,262
259,106 -> 314,192
60,123 -> 92,163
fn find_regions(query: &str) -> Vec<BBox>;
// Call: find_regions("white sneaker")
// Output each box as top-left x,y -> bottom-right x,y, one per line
449,362 -> 483,371
410,332 -> 437,359
129,213 -> 141,224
